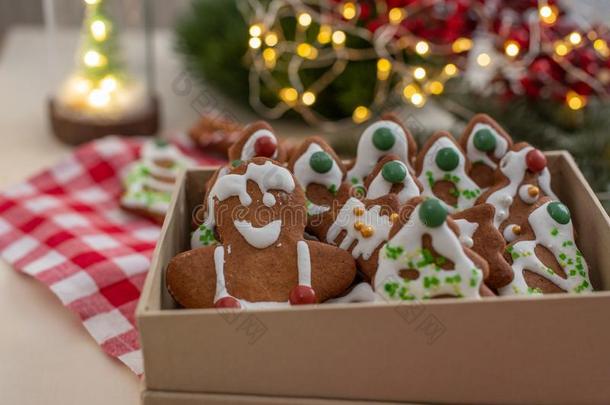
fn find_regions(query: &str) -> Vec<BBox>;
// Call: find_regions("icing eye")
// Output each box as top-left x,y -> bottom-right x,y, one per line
435,147 -> 460,171
547,201 -> 571,224
525,149 -> 546,173
381,161 -> 407,184
231,159 -> 243,167
254,136 -> 277,157
372,127 -> 395,151
309,151 -> 333,173
419,198 -> 447,228
473,128 -> 496,152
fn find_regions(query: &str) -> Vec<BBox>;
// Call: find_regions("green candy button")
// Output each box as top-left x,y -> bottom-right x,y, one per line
309,151 -> 333,173
547,201 -> 571,225
435,147 -> 460,171
473,128 -> 497,152
231,159 -> 243,168
419,198 -> 447,228
382,161 -> 407,184
372,127 -> 395,151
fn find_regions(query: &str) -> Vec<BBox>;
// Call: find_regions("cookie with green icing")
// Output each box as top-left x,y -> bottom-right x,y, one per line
363,154 -> 422,204
458,114 -> 513,189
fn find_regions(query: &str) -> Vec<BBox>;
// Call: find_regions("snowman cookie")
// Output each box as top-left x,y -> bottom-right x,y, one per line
166,158 -> 357,309
363,154 -> 422,204
415,132 -> 482,213
227,121 -> 288,164
458,114 -> 513,189
499,198 -> 592,295
121,139 -> 194,224
477,143 -> 557,238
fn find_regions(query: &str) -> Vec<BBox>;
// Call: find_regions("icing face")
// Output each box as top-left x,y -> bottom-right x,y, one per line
347,120 -> 411,186
240,129 -> 278,160
466,123 -> 509,169
366,160 -> 420,204
499,201 -> 592,295
417,137 -> 481,213
326,197 -> 394,260
233,219 -> 282,249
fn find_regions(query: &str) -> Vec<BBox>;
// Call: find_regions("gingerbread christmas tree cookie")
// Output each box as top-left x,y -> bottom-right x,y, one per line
363,154 -> 422,204
227,121 -> 288,163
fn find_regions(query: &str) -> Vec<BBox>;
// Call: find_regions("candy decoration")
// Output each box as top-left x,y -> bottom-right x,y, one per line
435,147 -> 460,171
528,186 -> 539,197
214,296 -> 241,309
361,226 -> 374,238
381,161 -> 407,183
289,285 -> 317,305
418,198 -> 447,228
372,127 -> 395,151
231,159 -> 243,167
309,151 -> 333,173
254,136 -> 277,157
525,149 -> 547,172
547,201 -> 571,224
353,206 -> 364,216
473,128 -> 497,152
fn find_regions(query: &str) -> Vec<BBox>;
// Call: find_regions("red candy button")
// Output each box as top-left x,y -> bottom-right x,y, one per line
214,296 -> 241,309
254,136 -> 277,158
526,149 -> 546,173
289,285 -> 317,305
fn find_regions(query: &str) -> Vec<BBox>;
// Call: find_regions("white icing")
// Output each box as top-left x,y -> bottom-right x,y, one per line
518,184 -> 539,204
297,240 -> 312,287
262,192 -> 276,207
327,282 -> 380,303
454,218 -> 478,248
213,246 -> 228,302
465,122 -> 509,168
485,146 -> 558,229
498,201 -> 592,295
375,203 -> 483,300
326,197 -> 393,260
240,129 -> 278,160
503,224 -> 520,243
417,137 -> 481,213
347,120 -> 411,186
307,203 -> 330,215
233,219 -> 282,249
366,160 -> 420,204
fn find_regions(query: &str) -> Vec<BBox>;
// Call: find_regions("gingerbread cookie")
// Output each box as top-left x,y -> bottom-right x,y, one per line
227,121 -> 288,163
458,114 -> 513,189
452,203 -> 513,290
363,154 -> 422,204
375,197 -> 489,300
415,132 -> 482,213
346,114 -> 417,189
121,139 -> 194,224
189,114 -> 243,156
167,158 -> 356,308
478,143 -> 557,237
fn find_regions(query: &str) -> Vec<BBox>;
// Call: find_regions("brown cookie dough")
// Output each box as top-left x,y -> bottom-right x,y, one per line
227,121 -> 288,163
189,114 -> 243,156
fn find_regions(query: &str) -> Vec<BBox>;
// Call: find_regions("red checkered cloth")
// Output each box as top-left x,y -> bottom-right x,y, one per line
0,136 -> 223,375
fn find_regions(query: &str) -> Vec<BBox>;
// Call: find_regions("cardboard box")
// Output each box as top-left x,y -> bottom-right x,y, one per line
137,151 -> 610,404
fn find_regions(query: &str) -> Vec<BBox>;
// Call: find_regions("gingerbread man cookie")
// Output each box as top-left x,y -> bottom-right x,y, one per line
499,198 -> 592,296
167,158 -> 356,309
363,154 -> 422,204
477,142 -> 557,238
458,114 -> 513,189
416,132 -> 482,213
346,114 -> 417,190
227,121 -> 288,164
189,114 -> 243,156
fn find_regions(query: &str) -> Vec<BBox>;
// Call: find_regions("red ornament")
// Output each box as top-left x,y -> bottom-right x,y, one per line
254,136 -> 277,158
289,285 -> 317,305
214,296 -> 241,309
526,149 -> 547,173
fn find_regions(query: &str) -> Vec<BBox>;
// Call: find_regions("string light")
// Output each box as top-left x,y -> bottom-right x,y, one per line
427,81 -> 444,95
388,8 -> 405,25
352,106 -> 371,123
476,53 -> 491,67
377,58 -> 392,80
297,12 -> 312,27
566,90 -> 586,110
302,91 -> 316,106
249,24 -> 263,37
100,75 -> 117,92
265,32 -> 278,47
90,20 -> 107,41
297,43 -> 318,59
504,40 -> 520,57
539,5 -> 558,25
568,32 -> 582,46
554,41 -> 569,56
341,2 -> 357,20
83,50 -> 105,67
413,67 -> 426,80
317,25 -> 332,44
452,37 -> 473,53
249,37 -> 262,49
84,0 -> 100,4
594,39 -> 609,57
402,83 -> 418,99
279,87 -> 298,104
410,92 -> 425,107
262,48 -> 276,68
87,89 -> 110,108
332,30 -> 346,46
415,41 -> 430,55
444,63 -> 458,76
72,77 -> 92,94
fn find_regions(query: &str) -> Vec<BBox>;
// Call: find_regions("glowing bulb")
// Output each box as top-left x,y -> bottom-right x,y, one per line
298,12 -> 312,27
566,90 -> 586,110
504,40 -> 520,57
452,37 -> 473,53
594,39 -> 609,57
100,75 -> 117,92
342,2 -> 357,20
249,37 -> 262,49
332,30 -> 346,46
88,89 -> 110,108
554,41 -> 569,56
539,5 -> 552,18
444,63 -> 458,76
84,0 -> 100,5
262,48 -> 276,68
90,20 -> 107,41
352,106 -> 371,123
265,32 -> 278,47
317,25 -> 332,44
72,77 -> 91,94
413,67 -> 426,80
402,83 -> 418,99
388,8 -> 405,24
410,93 -> 425,107
377,58 -> 392,73
302,91 -> 316,106
83,50 -> 105,67
539,5 -> 558,24
568,32 -> 582,46
249,24 -> 263,37
415,41 -> 430,55
297,43 -> 317,59
476,53 -> 491,67
279,87 -> 298,103
428,81 -> 444,95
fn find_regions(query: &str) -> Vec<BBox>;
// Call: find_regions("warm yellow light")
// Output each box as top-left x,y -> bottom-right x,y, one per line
262,48 -> 276,68
84,0 -> 100,5
444,63 -> 458,76
83,50 -> 105,67
594,39 -> 609,57
554,41 -> 569,56
402,83 -> 418,99
100,75 -> 118,92
410,93 -> 425,107
265,32 -> 278,47
452,37 -> 473,53
342,2 -> 357,20
90,20 -> 107,41
388,8 -> 405,24
377,58 -> 392,73
297,43 -> 317,59
88,89 -> 110,108
249,37 -> 262,49
504,40 -> 520,57
568,31 -> 582,46
415,41 -> 430,55
539,5 -> 557,24
71,77 -> 91,94
476,53 -> 491,67
352,106 -> 371,123
566,90 -> 586,110
279,87 -> 298,103
317,25 -> 332,44
332,30 -> 346,46
298,12 -> 312,27
249,24 -> 263,37
413,67 -> 426,80
302,91 -> 316,106
539,5 -> 552,18
428,81 -> 444,95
